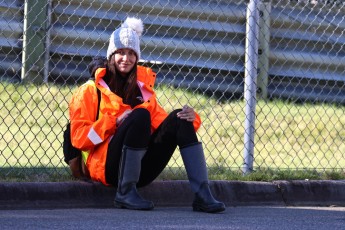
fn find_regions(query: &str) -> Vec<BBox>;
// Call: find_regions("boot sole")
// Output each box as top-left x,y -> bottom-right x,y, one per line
193,204 -> 226,213
114,200 -> 154,211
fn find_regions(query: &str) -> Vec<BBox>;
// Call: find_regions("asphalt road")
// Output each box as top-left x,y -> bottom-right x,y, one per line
0,206 -> 344,230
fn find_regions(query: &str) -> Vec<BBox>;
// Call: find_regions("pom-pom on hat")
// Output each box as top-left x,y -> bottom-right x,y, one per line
106,17 -> 144,60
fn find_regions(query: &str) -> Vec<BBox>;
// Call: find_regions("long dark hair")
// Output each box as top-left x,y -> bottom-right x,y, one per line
105,54 -> 138,103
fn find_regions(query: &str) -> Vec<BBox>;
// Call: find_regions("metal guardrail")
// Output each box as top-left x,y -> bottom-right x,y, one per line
1,0 -> 344,102
0,0 -> 22,81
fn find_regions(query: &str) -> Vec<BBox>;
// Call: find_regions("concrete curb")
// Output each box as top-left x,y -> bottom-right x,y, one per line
0,180 -> 344,209
274,180 -> 345,206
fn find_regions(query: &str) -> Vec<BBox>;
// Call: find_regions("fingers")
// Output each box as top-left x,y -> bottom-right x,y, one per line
177,105 -> 195,122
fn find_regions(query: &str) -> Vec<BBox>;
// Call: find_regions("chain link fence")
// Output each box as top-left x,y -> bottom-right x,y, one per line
0,0 -> 344,180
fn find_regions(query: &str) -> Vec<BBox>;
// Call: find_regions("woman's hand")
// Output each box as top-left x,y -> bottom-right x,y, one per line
177,105 -> 195,122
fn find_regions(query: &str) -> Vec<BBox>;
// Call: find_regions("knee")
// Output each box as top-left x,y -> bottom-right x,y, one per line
130,108 -> 151,132
170,109 -> 193,126
169,109 -> 182,122
171,109 -> 182,116
132,108 -> 150,123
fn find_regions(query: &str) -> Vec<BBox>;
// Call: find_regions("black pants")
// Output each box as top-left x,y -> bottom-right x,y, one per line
105,108 -> 198,186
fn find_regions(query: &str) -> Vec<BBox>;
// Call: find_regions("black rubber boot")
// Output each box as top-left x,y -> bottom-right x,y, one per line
114,146 -> 154,210
193,182 -> 226,213
181,142 -> 225,213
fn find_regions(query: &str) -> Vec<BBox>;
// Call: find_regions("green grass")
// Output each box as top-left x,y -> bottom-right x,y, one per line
1,167 -> 344,182
1,81 -> 345,182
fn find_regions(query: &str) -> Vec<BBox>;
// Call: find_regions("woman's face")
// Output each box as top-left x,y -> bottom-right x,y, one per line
113,48 -> 137,76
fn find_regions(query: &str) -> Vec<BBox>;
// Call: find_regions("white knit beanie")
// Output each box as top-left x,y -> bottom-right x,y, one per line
106,17 -> 144,60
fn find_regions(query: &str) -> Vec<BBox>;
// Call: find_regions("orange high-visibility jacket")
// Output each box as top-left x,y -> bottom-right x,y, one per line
69,65 -> 201,185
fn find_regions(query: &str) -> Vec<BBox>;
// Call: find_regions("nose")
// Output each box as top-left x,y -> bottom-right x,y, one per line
122,54 -> 128,61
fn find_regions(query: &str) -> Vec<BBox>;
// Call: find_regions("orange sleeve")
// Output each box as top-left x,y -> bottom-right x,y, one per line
193,111 -> 202,132
69,83 -> 117,151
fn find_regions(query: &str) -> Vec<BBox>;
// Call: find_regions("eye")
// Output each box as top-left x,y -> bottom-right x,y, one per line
115,50 -> 125,55
128,50 -> 136,56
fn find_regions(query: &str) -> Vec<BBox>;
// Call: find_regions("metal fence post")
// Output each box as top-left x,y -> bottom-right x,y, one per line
243,0 -> 260,174
21,0 -> 49,83
257,0 -> 271,99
